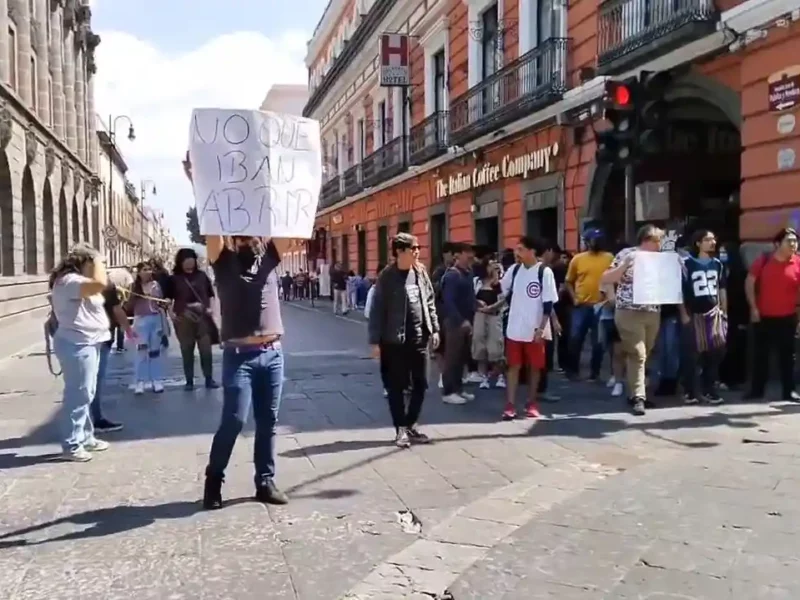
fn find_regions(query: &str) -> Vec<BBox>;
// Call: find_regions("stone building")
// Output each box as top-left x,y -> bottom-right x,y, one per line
0,0 -> 103,357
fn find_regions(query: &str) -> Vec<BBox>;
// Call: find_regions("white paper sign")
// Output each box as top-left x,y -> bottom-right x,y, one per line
188,108 -> 322,238
632,251 -> 683,305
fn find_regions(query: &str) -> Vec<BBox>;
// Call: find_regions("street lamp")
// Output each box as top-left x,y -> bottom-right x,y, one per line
140,179 -> 156,259
105,114 -> 135,231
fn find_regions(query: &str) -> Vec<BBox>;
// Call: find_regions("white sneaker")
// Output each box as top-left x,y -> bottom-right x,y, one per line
495,375 -> 507,389
438,375 -> 443,389
479,377 -> 490,389
152,381 -> 164,394
606,376 -> 617,388
84,439 -> 110,452
466,372 -> 483,384
134,382 -> 145,395
442,394 -> 467,405
611,382 -> 624,397
460,391 -> 475,401
383,389 -> 388,398
64,447 -> 93,462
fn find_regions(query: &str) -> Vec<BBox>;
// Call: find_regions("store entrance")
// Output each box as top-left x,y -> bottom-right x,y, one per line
526,207 -> 558,243
475,216 -> 499,253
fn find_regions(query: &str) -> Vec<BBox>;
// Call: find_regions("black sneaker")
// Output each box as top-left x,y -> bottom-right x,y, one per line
703,392 -> 724,405
202,473 -> 224,510
631,397 -> 646,416
184,381 -> 195,391
255,480 -> 289,505
395,428 -> 411,448
205,379 -> 220,390
683,393 -> 699,405
94,418 -> 123,433
406,427 -> 430,444
783,391 -> 800,402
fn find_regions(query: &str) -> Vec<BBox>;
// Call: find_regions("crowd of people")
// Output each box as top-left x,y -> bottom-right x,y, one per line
366,225 -> 800,446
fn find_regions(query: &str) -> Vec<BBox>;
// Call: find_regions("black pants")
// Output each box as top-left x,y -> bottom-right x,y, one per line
720,324 -> 748,387
175,315 -> 213,383
555,304 -> 571,370
442,325 -> 469,396
538,339 -> 555,393
380,342 -> 429,430
750,315 -> 797,398
681,324 -> 722,397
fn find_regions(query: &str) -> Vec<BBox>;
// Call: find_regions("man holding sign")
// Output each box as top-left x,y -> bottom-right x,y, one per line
186,108 -> 321,510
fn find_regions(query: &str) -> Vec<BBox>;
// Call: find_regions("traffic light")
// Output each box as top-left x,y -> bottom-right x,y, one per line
636,71 -> 671,156
594,78 -> 638,165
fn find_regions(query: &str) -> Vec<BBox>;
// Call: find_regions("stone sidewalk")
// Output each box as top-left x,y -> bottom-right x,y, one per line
2,303 -> 800,599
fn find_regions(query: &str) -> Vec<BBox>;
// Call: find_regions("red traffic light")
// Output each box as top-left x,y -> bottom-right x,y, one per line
614,84 -> 631,106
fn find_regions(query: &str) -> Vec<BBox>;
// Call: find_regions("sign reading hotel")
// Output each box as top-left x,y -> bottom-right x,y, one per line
435,142 -> 559,199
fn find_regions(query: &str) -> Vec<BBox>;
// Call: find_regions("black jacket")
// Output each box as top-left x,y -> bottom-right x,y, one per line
368,263 -> 439,345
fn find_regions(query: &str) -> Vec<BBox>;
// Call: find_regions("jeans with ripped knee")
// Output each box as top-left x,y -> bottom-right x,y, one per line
133,313 -> 164,383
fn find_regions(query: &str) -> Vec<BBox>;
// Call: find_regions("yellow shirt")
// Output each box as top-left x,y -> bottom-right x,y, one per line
566,251 -> 614,304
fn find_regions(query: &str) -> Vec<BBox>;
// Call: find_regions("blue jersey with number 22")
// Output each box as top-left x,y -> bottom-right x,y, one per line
682,256 -> 725,314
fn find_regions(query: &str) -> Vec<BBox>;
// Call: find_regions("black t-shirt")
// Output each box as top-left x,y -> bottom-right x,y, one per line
398,268 -> 426,345
102,284 -> 121,346
331,270 -> 347,290
683,256 -> 726,314
475,284 -> 501,313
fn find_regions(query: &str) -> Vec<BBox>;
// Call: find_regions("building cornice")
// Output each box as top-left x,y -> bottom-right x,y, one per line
306,0 -> 351,67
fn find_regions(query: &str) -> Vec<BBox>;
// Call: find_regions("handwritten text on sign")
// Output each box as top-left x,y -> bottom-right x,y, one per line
189,109 -> 322,238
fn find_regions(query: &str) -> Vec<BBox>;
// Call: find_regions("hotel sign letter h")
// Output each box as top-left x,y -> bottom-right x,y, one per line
379,34 -> 410,87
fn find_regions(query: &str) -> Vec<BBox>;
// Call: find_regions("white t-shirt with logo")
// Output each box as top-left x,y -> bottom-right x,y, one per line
500,262 -> 559,342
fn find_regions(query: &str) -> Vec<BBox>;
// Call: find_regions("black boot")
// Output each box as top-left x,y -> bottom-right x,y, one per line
255,479 -> 289,505
202,472 -> 224,510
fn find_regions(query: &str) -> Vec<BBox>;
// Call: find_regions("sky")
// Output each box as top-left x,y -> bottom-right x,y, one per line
91,0 -> 329,244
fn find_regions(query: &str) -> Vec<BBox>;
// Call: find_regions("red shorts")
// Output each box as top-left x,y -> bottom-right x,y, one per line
505,339 -> 546,370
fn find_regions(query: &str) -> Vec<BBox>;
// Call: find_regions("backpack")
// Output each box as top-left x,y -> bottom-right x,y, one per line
503,263 -> 546,334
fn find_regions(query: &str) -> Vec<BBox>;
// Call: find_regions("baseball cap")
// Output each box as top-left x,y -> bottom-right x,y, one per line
583,228 -> 604,240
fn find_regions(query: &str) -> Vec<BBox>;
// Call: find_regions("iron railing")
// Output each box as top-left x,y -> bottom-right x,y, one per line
343,164 -> 363,197
319,175 -> 342,210
448,37 -> 568,147
361,136 -> 406,188
597,0 -> 717,72
409,111 -> 449,166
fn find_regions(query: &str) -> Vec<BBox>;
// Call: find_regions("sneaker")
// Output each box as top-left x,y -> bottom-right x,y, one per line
606,376 -> 617,388
465,372 -> 483,384
442,394 -> 467,405
94,419 -> 123,433
479,377 -> 490,389
683,393 -> 699,405
704,392 -> 724,405
524,403 -> 541,419
84,439 -> 110,452
202,473 -> 224,510
495,375 -> 506,388
152,381 -> 164,394
64,447 -> 93,462
631,397 -> 646,416
611,382 -> 624,397
394,428 -> 411,448
205,379 -> 220,389
383,389 -> 388,398
460,391 -> 475,401
501,404 -> 517,420
184,381 -> 195,391
783,391 -> 800,402
438,375 -> 444,389
255,479 -> 289,505
134,382 -> 145,395
406,427 -> 430,444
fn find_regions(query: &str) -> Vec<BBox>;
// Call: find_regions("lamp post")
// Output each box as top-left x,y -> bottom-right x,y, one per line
140,179 -> 156,260
106,114 -> 135,231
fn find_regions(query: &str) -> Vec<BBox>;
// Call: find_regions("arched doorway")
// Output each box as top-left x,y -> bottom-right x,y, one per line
58,189 -> 69,259
581,72 -> 741,247
82,202 -> 89,243
0,151 -> 14,275
42,180 -> 55,272
71,197 -> 79,244
22,167 -> 37,275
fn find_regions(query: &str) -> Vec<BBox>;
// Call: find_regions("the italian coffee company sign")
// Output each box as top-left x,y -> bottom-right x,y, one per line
435,142 -> 559,199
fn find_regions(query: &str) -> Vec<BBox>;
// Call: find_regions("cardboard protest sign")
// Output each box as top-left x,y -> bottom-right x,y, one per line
189,109 -> 322,238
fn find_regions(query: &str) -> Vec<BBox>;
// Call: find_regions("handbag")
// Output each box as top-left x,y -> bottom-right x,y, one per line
184,275 -> 221,346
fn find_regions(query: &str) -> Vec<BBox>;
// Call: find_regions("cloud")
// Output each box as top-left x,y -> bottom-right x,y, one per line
93,30 -> 308,244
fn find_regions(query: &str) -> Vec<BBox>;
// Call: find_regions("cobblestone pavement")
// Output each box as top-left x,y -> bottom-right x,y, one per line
2,301 -> 800,599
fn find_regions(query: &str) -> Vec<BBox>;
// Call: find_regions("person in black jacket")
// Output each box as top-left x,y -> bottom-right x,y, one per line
368,233 -> 440,448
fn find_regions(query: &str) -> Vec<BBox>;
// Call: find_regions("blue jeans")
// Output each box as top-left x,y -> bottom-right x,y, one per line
90,342 -> 112,423
53,336 -> 101,452
133,314 -> 164,383
656,316 -> 681,381
569,304 -> 603,377
207,343 -> 284,484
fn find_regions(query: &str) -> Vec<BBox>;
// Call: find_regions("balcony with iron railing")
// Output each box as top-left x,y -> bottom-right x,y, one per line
597,0 -> 718,74
319,175 -> 343,210
409,111 -> 449,166
361,136 -> 406,189
343,164 -> 363,196
448,38 -> 568,148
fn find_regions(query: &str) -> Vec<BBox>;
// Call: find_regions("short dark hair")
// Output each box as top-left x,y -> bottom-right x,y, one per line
441,241 -> 455,254
773,227 -> 798,245
518,236 -> 541,254
450,242 -> 472,254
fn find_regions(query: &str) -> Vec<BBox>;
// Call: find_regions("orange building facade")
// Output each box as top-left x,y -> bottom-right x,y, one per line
302,0 -> 800,275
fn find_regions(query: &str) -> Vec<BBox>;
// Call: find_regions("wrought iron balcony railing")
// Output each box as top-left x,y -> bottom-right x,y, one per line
343,164 -> 363,197
361,136 -> 406,189
409,111 -> 449,166
597,0 -> 718,74
449,38 -> 568,148
319,175 -> 343,210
